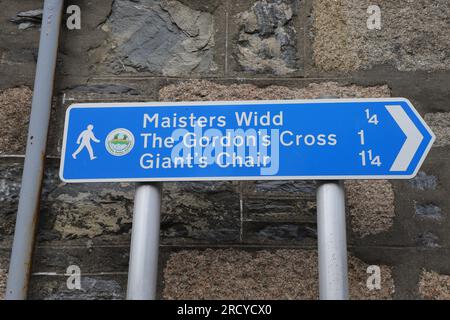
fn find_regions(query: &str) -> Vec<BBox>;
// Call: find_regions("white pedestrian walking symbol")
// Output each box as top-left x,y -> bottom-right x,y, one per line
72,124 -> 100,160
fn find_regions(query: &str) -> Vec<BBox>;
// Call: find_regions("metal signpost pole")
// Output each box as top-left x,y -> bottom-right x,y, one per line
126,183 -> 162,300
315,96 -> 348,300
6,0 -> 64,300
317,181 -> 349,300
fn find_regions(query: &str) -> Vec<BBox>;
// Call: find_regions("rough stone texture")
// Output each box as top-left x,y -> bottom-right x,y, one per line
0,87 -> 32,155
48,277 -> 124,300
49,184 -> 134,239
68,84 -> 140,96
414,203 -> 443,220
346,180 -> 395,237
10,9 -> 42,30
0,261 -> 6,300
243,197 -> 316,222
235,0 -> 299,74
29,275 -> 125,300
0,1 -> 41,88
161,182 -> 240,243
417,231 -> 440,248
160,80 -> 391,101
0,161 -> 23,240
163,249 -> 394,299
409,171 -> 438,191
43,166 -> 134,241
253,180 -> 316,194
0,160 -> 134,241
312,0 -> 450,71
98,0 -> 216,76
243,180 -> 317,223
424,112 -> 450,147
0,161 -> 239,243
419,270 -> 450,300
243,221 -> 317,244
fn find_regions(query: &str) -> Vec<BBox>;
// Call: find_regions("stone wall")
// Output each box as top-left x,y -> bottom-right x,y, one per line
0,0 -> 449,299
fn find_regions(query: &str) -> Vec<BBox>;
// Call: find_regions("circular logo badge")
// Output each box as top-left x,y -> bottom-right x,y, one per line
105,128 -> 135,156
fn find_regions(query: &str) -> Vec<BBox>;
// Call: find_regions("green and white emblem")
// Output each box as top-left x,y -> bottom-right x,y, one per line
105,128 -> 134,156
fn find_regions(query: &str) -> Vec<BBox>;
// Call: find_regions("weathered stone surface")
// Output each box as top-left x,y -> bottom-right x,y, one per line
163,249 -> 394,299
424,112 -> 450,147
409,171 -> 438,191
0,87 -> 32,155
160,80 -> 391,101
39,162 -> 135,240
0,1 -> 42,88
162,182 -> 240,243
414,203 -> 443,220
243,181 -> 316,222
32,246 -> 130,274
244,222 -> 317,243
0,161 -> 23,240
419,270 -> 450,300
234,0 -> 299,74
0,160 -> 135,241
417,231 -> 440,248
312,0 -> 450,71
29,275 -> 126,300
98,0 -> 216,76
51,180 -> 241,243
252,180 -> 316,195
10,9 -> 42,29
0,257 -> 6,300
243,198 -> 316,222
48,183 -> 134,239
68,84 -> 140,96
346,180 -> 395,237
0,160 -> 240,243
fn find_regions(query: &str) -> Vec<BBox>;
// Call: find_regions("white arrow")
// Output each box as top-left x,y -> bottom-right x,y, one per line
386,105 -> 423,172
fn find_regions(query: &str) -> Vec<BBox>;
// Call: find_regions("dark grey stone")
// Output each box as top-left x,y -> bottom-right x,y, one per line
234,0 -> 299,74
0,160 -> 135,241
409,171 -> 438,191
161,181 -> 240,243
0,161 -> 23,240
30,276 -> 125,300
257,224 -> 316,241
243,221 -> 317,244
414,203 -> 443,220
243,197 -> 316,222
99,0 -> 216,76
10,9 -> 42,27
254,180 -> 316,194
32,245 -> 130,274
417,231 -> 440,248
69,84 -> 140,95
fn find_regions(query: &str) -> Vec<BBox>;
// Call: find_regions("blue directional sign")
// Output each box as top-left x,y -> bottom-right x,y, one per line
59,99 -> 435,182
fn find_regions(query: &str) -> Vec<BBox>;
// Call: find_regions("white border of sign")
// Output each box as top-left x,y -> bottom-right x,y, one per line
59,98 -> 435,183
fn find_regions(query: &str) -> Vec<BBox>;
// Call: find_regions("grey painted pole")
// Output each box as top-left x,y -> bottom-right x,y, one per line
5,0 -> 64,300
316,181 -> 349,300
127,183 -> 162,300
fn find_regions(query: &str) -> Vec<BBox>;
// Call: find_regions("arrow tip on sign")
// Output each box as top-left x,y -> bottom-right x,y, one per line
386,102 -> 435,174
386,105 -> 424,172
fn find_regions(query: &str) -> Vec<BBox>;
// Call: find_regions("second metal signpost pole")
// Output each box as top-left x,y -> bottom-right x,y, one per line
127,183 -> 162,300
316,181 -> 349,300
